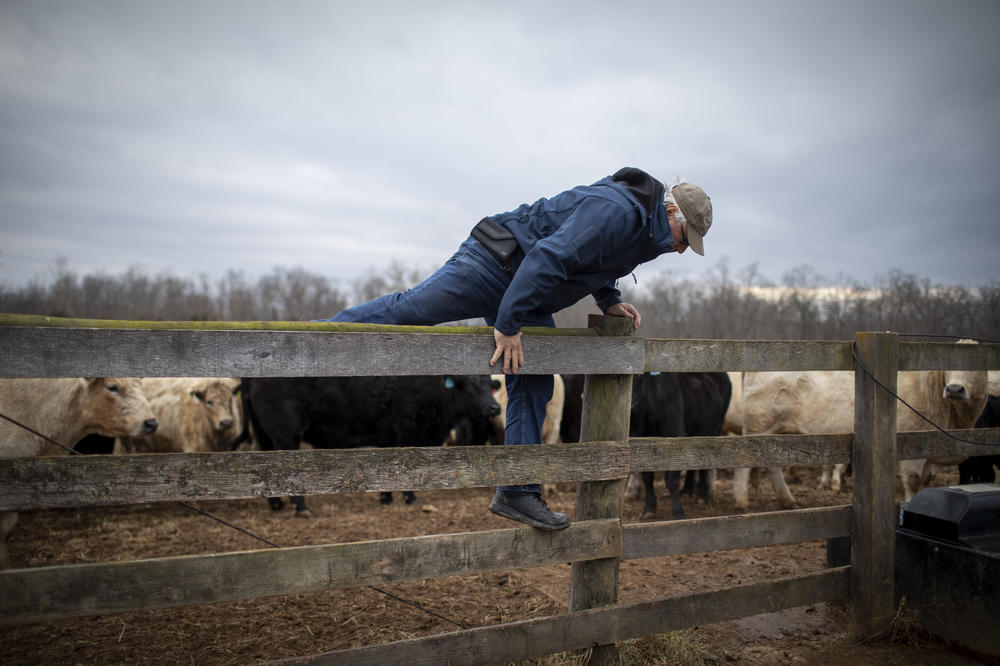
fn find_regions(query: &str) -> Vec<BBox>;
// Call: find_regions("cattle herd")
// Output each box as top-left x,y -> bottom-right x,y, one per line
1,346 -> 998,570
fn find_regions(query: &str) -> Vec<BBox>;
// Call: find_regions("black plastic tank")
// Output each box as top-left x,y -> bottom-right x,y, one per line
895,483 -> 1000,657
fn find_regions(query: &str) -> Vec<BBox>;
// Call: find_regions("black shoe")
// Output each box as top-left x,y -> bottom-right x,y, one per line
489,490 -> 571,531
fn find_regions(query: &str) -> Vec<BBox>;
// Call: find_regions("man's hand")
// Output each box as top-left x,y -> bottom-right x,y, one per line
490,329 -> 524,374
605,302 -> 642,329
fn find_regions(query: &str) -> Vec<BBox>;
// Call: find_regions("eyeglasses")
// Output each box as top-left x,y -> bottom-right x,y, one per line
671,206 -> 689,247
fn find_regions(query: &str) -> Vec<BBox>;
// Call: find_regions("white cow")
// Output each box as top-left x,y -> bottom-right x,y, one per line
727,371 -> 821,511
895,364 -> 988,499
728,354 -> 988,510
116,377 -> 242,454
0,377 -> 158,568
490,374 -> 565,445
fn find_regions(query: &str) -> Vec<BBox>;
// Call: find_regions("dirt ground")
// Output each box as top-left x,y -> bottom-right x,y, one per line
1,466 -> 995,665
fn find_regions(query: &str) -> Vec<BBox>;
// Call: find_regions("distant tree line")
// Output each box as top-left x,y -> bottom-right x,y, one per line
2,259 -> 998,342
622,263 -> 1000,342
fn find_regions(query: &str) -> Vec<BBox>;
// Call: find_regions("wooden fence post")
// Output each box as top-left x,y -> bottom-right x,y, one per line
569,314 -> 634,665
851,331 -> 898,636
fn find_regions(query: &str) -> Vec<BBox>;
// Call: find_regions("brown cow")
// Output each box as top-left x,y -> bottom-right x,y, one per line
116,377 -> 242,454
0,377 -> 157,568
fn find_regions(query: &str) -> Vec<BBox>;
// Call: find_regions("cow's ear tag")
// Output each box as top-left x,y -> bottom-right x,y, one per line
444,377 -> 455,389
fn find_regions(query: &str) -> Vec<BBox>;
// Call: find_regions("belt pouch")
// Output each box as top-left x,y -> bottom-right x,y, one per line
471,217 -> 520,268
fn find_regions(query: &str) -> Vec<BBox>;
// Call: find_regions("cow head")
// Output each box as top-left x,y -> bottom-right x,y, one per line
443,375 -> 502,422
190,378 -> 242,431
940,340 -> 989,428
81,377 -> 158,438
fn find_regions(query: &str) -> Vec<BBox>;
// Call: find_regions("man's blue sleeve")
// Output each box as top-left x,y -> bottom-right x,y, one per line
593,282 -> 622,313
493,196 -> 633,335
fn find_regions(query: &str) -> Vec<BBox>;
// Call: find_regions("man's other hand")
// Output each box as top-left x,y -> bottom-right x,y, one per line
605,302 -> 642,329
490,329 -> 524,374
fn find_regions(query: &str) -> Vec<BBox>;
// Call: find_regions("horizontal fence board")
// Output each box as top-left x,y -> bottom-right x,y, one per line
898,340 -> 1000,371
0,519 -> 619,625
0,443 -> 628,511
630,430 -> 1000,469
629,434 -> 854,471
6,429 -> 995,512
622,506 -> 852,560
644,339 -> 853,372
0,325 -> 640,377
272,567 -> 851,666
897,427 -> 1000,460
4,320 -> 997,378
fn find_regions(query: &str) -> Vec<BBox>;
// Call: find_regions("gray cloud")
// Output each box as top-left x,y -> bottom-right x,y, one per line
1,0 -> 998,293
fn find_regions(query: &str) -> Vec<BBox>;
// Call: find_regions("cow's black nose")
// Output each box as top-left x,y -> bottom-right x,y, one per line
487,402 -> 501,416
944,384 -> 968,400
142,418 -> 159,434
219,418 -> 234,429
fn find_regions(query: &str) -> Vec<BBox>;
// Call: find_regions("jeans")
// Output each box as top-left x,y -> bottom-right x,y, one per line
319,237 -> 554,494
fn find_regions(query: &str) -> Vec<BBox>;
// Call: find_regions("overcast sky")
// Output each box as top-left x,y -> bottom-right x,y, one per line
1,0 -> 998,296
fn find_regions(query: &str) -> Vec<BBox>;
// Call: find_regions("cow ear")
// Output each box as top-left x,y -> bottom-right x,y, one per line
444,377 -> 455,389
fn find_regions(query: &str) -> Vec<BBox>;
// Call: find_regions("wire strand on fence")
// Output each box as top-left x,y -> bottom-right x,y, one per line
0,412 -> 469,630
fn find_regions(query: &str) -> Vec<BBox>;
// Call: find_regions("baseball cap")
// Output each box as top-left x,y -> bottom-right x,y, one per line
671,182 -> 712,256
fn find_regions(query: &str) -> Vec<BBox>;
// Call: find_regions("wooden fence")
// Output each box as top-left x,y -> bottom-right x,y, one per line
0,314 -> 998,665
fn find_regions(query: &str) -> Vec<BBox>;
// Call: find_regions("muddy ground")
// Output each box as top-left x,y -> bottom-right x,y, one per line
1,466 -> 995,665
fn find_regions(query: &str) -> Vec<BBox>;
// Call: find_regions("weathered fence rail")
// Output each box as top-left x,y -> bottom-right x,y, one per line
4,430 -> 994,513
1,315 -> 998,664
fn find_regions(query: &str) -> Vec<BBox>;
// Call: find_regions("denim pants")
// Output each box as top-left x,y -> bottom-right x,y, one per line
319,237 -> 554,494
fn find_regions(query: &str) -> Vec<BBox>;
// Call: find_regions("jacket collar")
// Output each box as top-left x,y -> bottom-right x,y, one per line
610,167 -> 664,220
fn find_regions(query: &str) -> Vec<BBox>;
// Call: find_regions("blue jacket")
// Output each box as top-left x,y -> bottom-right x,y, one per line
491,167 -> 677,335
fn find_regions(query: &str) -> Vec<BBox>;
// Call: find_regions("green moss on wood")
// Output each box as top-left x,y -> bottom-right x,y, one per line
0,313 -> 597,336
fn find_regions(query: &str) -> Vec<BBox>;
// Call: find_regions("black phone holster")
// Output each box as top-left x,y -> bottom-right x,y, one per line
471,217 -> 523,272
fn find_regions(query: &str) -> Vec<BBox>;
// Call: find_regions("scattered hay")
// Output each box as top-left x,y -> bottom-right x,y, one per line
852,597 -> 936,649
508,630 -> 712,666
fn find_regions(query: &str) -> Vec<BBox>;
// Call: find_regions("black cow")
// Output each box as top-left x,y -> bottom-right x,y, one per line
631,372 -> 731,520
959,394 -> 1000,484
242,375 -> 501,516
72,434 -> 116,454
559,372 -> 732,520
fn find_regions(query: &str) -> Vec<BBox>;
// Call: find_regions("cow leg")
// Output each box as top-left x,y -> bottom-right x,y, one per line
681,469 -> 712,505
819,466 -> 832,490
247,400 -> 310,517
378,491 -> 419,505
695,469 -> 713,505
639,471 -> 657,520
898,459 -> 924,502
767,466 -> 797,508
680,470 -> 696,497
0,511 -> 17,570
732,467 -> 751,511
665,471 -> 687,520
819,464 -> 846,491
625,472 -> 643,501
289,495 -> 312,517
831,463 -> 846,491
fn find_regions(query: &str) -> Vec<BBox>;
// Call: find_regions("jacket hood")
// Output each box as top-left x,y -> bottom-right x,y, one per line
611,167 -> 664,220
606,167 -> 673,253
